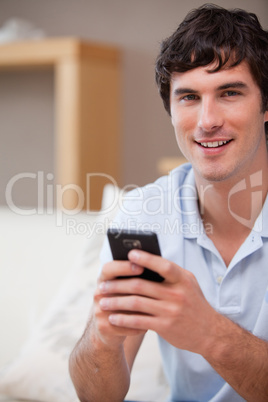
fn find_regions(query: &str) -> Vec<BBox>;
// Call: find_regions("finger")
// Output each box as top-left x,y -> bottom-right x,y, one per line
93,299 -> 145,338
97,316 -> 145,338
99,260 -> 144,282
128,249 -> 183,283
98,276 -> 162,300
99,294 -> 160,316
108,312 -> 156,332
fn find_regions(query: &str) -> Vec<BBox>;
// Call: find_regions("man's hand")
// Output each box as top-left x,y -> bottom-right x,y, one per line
98,249 -> 268,402
98,249 -> 216,355
69,259 -> 147,402
91,258 -> 147,349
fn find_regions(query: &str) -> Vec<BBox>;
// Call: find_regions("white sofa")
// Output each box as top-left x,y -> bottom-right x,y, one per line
0,185 -> 169,402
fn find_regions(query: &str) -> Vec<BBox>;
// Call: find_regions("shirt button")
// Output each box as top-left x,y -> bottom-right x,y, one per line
216,276 -> 223,285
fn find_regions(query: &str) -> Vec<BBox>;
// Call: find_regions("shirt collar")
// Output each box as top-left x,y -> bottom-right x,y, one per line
178,168 -> 203,239
177,167 -> 268,239
253,193 -> 268,237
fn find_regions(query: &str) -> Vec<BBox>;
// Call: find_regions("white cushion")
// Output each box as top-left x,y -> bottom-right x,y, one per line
0,184 -> 169,402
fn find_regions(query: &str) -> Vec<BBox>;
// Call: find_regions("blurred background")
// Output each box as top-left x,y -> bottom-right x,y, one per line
0,0 -> 267,209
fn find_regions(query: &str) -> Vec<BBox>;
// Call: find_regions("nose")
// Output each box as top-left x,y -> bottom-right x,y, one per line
197,98 -> 223,132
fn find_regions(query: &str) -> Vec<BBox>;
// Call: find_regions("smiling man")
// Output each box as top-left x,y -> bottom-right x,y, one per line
69,5 -> 268,402
170,62 -> 267,185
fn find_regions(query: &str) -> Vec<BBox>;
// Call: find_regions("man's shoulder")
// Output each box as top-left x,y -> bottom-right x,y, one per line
118,162 -> 195,219
126,162 -> 193,199
154,162 -> 193,189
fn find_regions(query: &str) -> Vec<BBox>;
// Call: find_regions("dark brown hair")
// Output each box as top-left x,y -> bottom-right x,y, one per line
155,4 -> 268,116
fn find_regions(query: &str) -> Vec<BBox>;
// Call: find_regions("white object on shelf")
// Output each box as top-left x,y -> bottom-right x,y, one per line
0,18 -> 45,43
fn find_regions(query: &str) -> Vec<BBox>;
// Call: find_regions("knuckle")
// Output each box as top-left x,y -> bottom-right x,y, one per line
186,270 -> 196,281
93,289 -> 99,299
93,291 -> 101,303
129,315 -> 141,328
167,286 -> 187,306
155,317 -> 169,333
175,291 -> 187,306
131,278 -> 143,293
164,302 -> 177,316
184,270 -> 197,288
162,260 -> 174,276
129,296 -> 141,310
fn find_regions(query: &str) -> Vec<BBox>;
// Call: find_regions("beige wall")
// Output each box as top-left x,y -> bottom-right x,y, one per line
0,0 -> 267,207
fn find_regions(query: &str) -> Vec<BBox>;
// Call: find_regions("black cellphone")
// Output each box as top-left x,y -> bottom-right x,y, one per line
107,228 -> 164,282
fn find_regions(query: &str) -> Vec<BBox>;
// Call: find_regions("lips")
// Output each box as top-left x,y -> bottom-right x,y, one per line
197,139 -> 232,148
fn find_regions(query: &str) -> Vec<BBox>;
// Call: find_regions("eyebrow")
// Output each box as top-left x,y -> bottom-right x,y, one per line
172,81 -> 249,96
173,88 -> 196,96
217,81 -> 249,91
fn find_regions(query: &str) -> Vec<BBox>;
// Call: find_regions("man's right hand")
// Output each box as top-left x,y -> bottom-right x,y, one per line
90,259 -> 146,349
69,260 -> 146,402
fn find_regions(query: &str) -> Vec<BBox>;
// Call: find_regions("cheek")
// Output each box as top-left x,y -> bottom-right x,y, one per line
171,120 -> 192,157
171,113 -> 194,143
234,103 -> 263,132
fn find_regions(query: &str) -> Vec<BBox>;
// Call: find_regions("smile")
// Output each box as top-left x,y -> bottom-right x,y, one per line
198,140 -> 231,148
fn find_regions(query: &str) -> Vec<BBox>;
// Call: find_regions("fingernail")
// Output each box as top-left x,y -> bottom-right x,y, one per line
99,298 -> 108,308
131,263 -> 140,272
109,314 -> 117,325
99,281 -> 109,293
129,249 -> 140,261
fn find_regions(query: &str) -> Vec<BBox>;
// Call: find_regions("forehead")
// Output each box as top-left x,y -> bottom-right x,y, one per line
170,60 -> 257,91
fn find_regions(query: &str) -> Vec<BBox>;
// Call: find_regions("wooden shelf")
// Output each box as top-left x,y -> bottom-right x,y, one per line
0,37 -> 122,210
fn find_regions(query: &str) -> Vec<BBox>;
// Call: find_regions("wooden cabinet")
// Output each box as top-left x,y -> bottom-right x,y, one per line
0,38 -> 121,210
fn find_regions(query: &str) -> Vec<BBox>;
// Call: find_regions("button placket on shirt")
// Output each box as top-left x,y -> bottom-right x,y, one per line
197,234 -> 242,314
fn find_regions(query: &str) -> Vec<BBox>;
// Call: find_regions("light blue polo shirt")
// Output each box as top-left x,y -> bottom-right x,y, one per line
100,163 -> 268,402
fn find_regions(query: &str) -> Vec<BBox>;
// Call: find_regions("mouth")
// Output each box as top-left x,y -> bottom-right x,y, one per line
197,140 -> 232,148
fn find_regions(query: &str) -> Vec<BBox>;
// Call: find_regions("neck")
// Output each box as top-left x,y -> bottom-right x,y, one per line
194,164 -> 268,266
197,171 -> 267,231
196,152 -> 268,227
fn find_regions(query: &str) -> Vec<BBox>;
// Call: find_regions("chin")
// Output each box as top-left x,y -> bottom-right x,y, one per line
195,165 -> 235,183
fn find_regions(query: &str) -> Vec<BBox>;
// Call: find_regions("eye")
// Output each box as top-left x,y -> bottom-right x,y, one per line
223,90 -> 240,97
182,94 -> 198,101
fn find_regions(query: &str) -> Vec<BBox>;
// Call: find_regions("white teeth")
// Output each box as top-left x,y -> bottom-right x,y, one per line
200,140 -> 228,148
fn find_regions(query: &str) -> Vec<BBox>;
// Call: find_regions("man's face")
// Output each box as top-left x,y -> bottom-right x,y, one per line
170,61 -> 268,185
